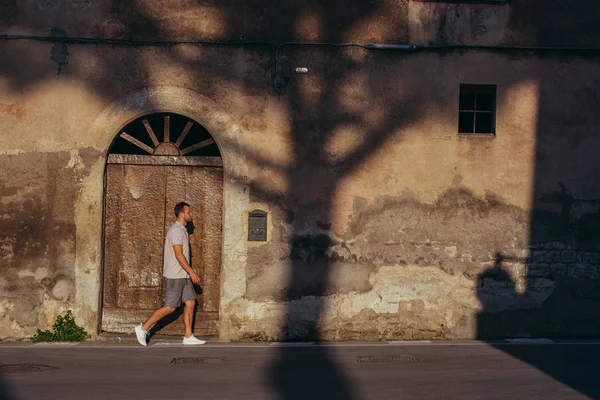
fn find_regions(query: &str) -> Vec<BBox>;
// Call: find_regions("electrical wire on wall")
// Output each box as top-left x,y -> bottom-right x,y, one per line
2,33 -> 600,93
270,42 -> 419,94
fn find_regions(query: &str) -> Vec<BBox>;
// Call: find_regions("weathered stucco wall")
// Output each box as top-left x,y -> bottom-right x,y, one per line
225,51 -> 600,341
0,149 -> 99,336
3,0 -> 600,46
2,1 -> 600,341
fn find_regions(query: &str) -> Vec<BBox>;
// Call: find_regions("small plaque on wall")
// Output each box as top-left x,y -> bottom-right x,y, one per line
248,210 -> 267,241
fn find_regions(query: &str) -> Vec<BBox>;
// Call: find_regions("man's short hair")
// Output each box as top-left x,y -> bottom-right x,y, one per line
174,202 -> 190,218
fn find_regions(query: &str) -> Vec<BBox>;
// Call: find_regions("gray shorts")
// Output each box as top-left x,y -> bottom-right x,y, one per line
164,278 -> 196,308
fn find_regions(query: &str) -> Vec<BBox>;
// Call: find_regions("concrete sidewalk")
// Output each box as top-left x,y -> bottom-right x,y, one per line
2,336 -> 600,348
2,340 -> 600,399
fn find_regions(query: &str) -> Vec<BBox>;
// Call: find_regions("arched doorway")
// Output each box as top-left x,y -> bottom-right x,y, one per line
101,112 -> 223,336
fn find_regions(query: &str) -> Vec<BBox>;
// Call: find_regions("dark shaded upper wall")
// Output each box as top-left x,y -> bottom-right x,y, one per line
410,0 -> 600,47
0,0 -> 409,42
2,1 -> 600,47
506,0 -> 600,47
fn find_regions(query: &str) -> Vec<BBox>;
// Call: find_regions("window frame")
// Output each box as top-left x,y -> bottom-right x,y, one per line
458,84 -> 497,136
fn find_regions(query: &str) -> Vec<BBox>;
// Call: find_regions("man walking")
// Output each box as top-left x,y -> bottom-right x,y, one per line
134,202 -> 206,346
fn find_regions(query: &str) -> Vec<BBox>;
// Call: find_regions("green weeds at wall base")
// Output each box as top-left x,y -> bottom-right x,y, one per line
32,310 -> 89,342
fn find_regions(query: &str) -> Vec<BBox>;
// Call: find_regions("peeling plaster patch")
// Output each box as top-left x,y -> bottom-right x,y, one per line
17,266 -> 50,281
221,298 -> 284,339
0,239 -> 15,260
344,188 -> 530,271
444,246 -> 458,259
369,265 -> 479,313
0,299 -> 15,317
67,149 -> 85,170
232,259 -> 559,341
331,291 -> 387,319
0,316 -> 25,341
0,305 -> 26,340
50,278 -> 73,301
0,150 -> 27,156
231,264 -> 486,340
237,184 -> 598,340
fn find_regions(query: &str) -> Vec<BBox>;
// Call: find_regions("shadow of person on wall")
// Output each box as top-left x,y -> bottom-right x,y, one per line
476,254 -> 519,339
475,253 -> 546,339
476,252 -> 600,399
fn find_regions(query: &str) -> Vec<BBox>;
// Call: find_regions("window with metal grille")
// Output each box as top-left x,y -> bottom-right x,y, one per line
458,84 -> 496,135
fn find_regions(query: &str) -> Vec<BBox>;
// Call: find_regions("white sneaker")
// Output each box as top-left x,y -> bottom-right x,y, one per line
135,323 -> 148,346
182,335 -> 206,345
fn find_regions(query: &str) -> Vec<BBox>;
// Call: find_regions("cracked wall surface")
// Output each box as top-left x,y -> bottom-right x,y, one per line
238,186 -> 600,341
0,149 -> 102,338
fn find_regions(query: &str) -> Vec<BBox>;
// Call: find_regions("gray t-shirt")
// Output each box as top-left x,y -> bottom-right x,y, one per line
163,221 -> 190,279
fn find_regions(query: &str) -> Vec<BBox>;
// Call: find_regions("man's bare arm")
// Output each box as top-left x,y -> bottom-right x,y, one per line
173,244 -> 201,284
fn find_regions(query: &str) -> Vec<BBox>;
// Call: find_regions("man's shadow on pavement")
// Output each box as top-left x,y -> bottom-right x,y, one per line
476,253 -> 600,399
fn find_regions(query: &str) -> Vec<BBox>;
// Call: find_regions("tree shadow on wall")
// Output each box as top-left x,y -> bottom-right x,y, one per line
269,233 -> 356,400
477,253 -> 600,399
10,2 -> 600,400
261,45 -> 425,399
250,2 -> 423,399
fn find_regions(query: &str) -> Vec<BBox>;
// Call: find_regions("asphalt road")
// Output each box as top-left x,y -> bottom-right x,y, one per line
1,340 -> 599,400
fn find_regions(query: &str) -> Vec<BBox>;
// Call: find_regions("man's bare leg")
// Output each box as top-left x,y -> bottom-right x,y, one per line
142,306 -> 175,332
183,299 -> 195,337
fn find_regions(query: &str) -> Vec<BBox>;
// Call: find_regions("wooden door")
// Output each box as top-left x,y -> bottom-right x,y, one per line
101,159 -> 222,336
